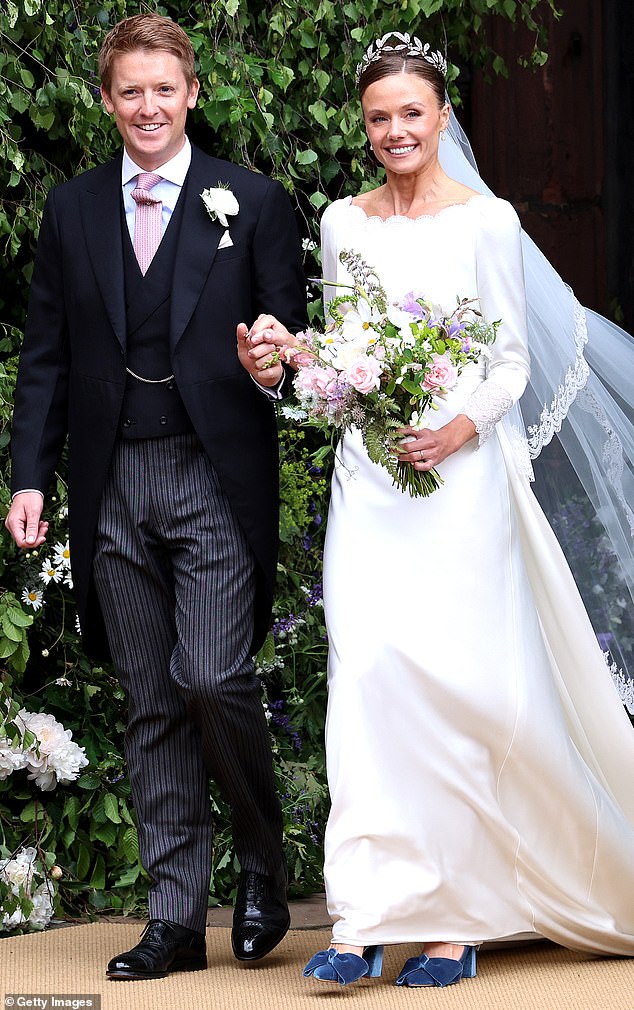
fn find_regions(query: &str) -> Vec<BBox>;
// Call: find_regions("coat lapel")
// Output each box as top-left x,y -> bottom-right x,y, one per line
79,155 -> 127,350
169,147 -> 226,350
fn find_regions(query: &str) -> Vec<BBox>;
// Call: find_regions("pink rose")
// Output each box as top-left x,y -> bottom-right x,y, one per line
295,365 -> 338,398
345,355 -> 383,394
422,354 -> 458,392
285,347 -> 316,367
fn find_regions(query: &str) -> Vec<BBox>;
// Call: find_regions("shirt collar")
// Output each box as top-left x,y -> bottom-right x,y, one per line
121,137 -> 192,187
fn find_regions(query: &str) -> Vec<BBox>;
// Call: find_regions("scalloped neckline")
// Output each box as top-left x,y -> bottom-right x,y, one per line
346,193 -> 488,224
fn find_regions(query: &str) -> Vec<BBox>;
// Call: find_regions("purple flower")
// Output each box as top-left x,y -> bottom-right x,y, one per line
400,291 -> 428,317
272,614 -> 299,638
269,700 -> 303,752
446,319 -> 467,339
306,582 -> 323,607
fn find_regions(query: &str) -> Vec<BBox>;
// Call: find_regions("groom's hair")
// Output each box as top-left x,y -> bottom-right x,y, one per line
99,13 -> 197,91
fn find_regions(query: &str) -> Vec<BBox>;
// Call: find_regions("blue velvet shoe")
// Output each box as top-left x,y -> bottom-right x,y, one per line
395,945 -> 476,987
303,945 -> 384,985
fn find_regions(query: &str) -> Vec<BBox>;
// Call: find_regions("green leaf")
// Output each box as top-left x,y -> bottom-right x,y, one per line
63,794 -> 81,831
308,100 -> 329,129
6,1 -> 18,28
20,799 -> 37,823
295,149 -> 318,165
113,865 -> 141,888
122,826 -> 140,864
268,65 -> 294,91
309,192 -> 328,210
1,614 -> 22,642
77,774 -> 101,790
89,854 -> 106,891
0,637 -> 19,659
104,792 -> 121,824
93,820 -> 117,846
314,70 -> 330,93
76,844 -> 91,881
215,848 -> 232,871
10,91 -> 30,115
224,0 -> 240,15
7,607 -> 33,629
91,793 -> 107,823
259,632 -> 276,664
215,85 -> 240,102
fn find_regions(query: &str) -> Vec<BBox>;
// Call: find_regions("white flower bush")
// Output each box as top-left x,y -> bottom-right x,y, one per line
1,846 -> 55,932
0,703 -> 86,933
0,739 -> 27,778
0,708 -> 88,791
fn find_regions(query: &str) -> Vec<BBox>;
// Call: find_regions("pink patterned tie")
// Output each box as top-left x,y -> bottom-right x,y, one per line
131,172 -> 163,274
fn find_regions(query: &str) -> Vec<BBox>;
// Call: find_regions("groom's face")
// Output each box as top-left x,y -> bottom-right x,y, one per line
101,49 -> 199,171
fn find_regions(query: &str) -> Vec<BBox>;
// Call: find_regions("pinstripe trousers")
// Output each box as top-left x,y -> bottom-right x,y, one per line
92,433 -> 283,933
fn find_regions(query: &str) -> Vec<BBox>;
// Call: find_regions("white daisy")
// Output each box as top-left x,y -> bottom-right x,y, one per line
39,560 -> 62,585
341,296 -> 383,344
21,587 -> 44,611
52,541 -> 71,569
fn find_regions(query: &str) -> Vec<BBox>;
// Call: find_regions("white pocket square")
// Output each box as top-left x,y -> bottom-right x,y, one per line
218,229 -> 233,249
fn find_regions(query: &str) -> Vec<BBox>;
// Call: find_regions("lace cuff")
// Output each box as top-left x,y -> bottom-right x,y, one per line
463,379 -> 513,444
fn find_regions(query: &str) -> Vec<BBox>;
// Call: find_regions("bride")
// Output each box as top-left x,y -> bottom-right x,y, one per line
239,32 -> 634,988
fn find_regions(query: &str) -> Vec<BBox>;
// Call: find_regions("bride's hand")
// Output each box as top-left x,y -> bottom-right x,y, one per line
247,314 -> 303,369
396,415 -> 477,470
237,319 -> 284,387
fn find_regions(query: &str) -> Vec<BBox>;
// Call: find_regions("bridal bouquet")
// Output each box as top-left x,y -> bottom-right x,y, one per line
283,250 -> 499,497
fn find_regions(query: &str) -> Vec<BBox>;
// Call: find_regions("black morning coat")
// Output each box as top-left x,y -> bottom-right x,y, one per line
10,144 -> 308,659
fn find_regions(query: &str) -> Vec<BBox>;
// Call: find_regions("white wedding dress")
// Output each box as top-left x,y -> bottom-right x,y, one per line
319,195 -> 634,954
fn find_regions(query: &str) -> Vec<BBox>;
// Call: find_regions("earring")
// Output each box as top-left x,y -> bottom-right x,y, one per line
440,131 -> 446,142
365,140 -> 382,166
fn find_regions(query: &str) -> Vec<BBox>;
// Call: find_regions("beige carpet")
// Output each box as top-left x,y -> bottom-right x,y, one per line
2,925 -> 634,1010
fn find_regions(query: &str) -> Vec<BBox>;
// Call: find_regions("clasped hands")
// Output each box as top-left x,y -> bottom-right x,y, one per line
237,314 -> 476,466
236,314 -> 299,389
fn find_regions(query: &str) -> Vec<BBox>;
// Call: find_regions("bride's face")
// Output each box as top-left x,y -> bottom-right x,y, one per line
361,72 -> 449,175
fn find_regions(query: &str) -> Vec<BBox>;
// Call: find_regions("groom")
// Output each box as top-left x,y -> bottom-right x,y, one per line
5,13 -> 306,980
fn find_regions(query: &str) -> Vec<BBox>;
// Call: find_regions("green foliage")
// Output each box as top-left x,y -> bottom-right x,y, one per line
0,592 -> 33,674
0,0 -> 560,924
0,0 -> 560,346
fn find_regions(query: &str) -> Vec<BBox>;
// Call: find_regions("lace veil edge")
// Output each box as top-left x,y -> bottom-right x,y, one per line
442,110 -> 634,694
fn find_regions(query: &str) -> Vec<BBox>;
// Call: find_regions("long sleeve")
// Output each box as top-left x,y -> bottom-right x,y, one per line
320,200 -> 345,316
11,186 -> 71,495
251,178 -> 308,337
464,198 -> 531,441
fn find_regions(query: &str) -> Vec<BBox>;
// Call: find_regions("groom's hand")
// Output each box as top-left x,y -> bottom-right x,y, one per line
5,491 -> 48,548
236,320 -> 284,388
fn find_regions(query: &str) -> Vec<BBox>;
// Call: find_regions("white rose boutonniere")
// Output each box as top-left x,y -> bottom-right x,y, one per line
201,185 -> 239,228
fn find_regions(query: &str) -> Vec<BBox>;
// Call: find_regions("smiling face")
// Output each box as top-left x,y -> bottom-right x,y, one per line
362,71 -> 449,176
100,49 -> 199,171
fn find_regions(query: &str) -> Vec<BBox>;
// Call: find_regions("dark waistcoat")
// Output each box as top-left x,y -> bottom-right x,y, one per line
119,185 -> 193,439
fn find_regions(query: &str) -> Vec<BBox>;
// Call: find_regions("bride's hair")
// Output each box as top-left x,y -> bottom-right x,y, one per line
358,52 -> 445,106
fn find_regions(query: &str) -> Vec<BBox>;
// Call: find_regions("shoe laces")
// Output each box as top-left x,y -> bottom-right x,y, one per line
243,871 -> 267,903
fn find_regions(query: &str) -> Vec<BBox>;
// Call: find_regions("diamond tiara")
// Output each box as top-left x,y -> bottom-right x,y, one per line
355,31 -> 448,85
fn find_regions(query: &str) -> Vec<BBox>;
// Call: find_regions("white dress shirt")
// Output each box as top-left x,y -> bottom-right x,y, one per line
122,138 -> 192,241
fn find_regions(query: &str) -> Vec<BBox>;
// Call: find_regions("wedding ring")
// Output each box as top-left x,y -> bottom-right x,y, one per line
418,450 -> 424,462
